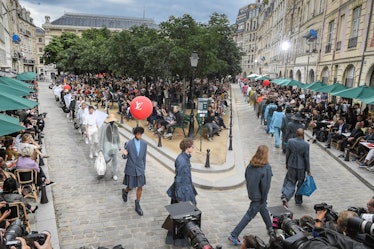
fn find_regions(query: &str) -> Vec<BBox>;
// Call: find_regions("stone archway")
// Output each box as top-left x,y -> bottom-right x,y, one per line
289,70 -> 293,79
342,64 -> 355,87
296,70 -> 301,82
309,69 -> 315,83
365,64 -> 374,87
321,66 -> 329,83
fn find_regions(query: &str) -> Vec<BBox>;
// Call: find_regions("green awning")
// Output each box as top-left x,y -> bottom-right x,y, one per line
281,79 -> 304,87
0,92 -> 38,111
0,76 -> 34,89
332,85 -> 374,99
256,75 -> 271,81
359,95 -> 374,104
0,84 -> 31,96
17,72 -> 37,81
0,114 -> 25,136
303,81 -> 326,90
271,78 -> 286,84
313,82 -> 348,93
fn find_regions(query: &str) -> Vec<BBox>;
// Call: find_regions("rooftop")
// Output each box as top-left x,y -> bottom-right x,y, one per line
48,12 -> 159,30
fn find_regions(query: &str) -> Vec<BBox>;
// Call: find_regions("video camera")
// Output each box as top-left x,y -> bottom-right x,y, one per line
163,202 -> 221,249
4,219 -> 47,249
314,202 -> 339,222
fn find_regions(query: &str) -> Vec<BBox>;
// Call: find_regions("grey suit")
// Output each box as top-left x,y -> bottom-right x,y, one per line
122,138 -> 147,187
282,137 -> 310,204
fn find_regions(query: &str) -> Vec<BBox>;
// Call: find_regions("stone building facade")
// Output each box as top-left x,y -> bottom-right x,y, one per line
234,0 -> 374,88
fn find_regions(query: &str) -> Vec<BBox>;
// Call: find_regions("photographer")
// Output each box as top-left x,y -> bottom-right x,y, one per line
367,196 -> 374,214
315,209 -> 366,243
4,231 -> 53,249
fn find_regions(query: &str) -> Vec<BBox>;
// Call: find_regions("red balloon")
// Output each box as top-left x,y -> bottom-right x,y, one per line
263,79 -> 270,87
130,96 -> 153,120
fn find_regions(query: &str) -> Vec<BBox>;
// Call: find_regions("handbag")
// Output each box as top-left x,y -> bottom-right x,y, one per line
94,151 -> 107,176
296,175 -> 317,196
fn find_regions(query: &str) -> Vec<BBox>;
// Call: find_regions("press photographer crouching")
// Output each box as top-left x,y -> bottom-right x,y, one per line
0,219 -> 53,249
240,203 -> 373,249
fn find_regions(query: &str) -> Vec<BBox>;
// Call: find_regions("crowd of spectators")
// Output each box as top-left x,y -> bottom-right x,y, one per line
239,79 -> 374,171
56,74 -> 230,142
0,80 -> 54,248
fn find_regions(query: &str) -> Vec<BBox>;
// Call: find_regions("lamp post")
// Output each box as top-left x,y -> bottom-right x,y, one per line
281,41 -> 290,78
188,51 -> 199,138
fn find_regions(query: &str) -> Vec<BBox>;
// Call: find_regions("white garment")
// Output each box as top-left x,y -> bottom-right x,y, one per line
84,113 -> 98,135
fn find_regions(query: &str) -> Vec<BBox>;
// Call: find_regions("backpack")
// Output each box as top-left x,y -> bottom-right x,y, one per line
269,106 -> 276,116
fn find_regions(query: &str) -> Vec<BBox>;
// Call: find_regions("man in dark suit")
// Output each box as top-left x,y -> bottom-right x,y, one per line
122,126 -> 148,216
325,118 -> 347,149
283,113 -> 305,154
281,128 -> 311,206
340,122 -> 364,152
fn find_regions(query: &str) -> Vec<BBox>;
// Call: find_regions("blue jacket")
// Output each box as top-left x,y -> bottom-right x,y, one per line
271,111 -> 285,129
264,103 -> 277,119
167,152 -> 197,204
245,163 -> 272,202
123,138 -> 147,176
286,137 -> 310,173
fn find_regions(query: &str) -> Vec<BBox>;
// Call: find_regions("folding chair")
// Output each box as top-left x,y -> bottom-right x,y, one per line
0,202 -> 32,232
14,169 -> 38,203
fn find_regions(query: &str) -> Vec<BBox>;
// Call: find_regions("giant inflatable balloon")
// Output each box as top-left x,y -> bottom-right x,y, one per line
130,96 -> 153,120
263,79 -> 270,87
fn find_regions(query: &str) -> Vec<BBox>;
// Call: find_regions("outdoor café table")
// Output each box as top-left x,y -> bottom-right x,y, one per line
358,142 -> 374,162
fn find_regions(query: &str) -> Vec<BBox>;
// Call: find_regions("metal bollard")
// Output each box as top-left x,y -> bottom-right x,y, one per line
40,184 -> 49,204
344,145 -> 350,161
120,113 -> 123,124
157,132 -> 162,147
205,149 -> 210,168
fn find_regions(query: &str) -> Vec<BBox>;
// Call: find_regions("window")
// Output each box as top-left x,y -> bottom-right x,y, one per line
38,37 -> 42,43
38,47 -> 42,52
351,6 -> 361,38
39,57 -> 43,64
328,20 -> 334,44
348,7 -> 360,48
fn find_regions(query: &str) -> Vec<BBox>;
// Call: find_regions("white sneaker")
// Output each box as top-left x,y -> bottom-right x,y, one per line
89,153 -> 93,159
113,175 -> 118,181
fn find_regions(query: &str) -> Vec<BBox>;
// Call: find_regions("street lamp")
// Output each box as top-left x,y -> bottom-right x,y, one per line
281,41 -> 290,78
188,51 -> 199,138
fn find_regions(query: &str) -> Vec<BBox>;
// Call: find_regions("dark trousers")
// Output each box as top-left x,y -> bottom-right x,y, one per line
281,167 -> 306,204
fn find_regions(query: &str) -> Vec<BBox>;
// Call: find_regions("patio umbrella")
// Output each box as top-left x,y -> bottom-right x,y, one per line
281,79 -> 304,88
17,72 -> 37,81
256,75 -> 271,81
303,81 -> 326,90
331,85 -> 374,99
247,73 -> 260,79
359,95 -> 374,105
0,114 -> 25,136
271,78 -> 286,84
0,84 -> 31,96
0,92 -> 38,111
0,76 -> 33,89
313,82 -> 348,93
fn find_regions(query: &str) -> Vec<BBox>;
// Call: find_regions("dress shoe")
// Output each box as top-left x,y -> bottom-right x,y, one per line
122,189 -> 128,202
135,200 -> 143,216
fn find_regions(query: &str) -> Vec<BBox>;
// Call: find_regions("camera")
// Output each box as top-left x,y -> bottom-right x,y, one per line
4,219 -> 47,249
347,216 -> 374,236
314,203 -> 338,222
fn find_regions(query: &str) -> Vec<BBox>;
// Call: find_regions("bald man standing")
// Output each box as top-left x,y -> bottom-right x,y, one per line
281,128 -> 311,207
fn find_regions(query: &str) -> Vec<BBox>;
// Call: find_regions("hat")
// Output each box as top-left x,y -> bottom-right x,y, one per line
104,114 -> 118,123
291,113 -> 304,121
63,89 -> 69,93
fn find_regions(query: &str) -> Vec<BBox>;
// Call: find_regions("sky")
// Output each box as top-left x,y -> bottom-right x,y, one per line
19,0 -> 256,28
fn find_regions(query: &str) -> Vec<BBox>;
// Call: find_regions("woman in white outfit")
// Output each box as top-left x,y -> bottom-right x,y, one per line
84,105 -> 99,158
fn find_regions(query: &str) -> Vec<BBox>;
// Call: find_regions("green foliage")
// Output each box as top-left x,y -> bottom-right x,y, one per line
44,14 -> 242,79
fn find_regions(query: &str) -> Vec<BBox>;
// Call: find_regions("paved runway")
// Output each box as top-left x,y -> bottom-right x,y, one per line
38,81 -> 373,248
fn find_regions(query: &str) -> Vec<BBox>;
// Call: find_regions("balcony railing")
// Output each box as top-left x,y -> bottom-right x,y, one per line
325,44 -> 332,53
336,41 -> 341,51
348,37 -> 358,48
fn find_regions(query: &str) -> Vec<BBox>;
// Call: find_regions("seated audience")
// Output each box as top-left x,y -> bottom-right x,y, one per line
16,146 -> 54,186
